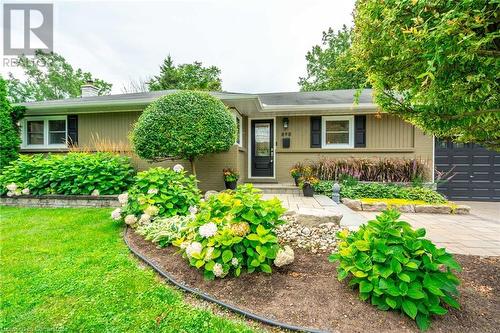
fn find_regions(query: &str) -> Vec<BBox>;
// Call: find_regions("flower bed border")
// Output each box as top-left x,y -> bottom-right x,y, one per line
123,227 -> 326,333
341,198 -> 470,214
0,195 -> 120,208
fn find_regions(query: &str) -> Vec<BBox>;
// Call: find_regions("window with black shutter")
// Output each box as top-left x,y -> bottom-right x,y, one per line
354,115 -> 366,148
67,115 -> 78,146
310,116 -> 322,148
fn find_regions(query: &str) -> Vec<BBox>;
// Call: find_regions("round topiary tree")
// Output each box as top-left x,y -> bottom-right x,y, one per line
131,91 -> 236,175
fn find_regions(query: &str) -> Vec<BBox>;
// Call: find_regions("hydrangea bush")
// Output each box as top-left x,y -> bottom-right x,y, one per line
112,166 -> 200,225
0,153 -> 135,196
329,210 -> 461,331
173,184 -> 294,279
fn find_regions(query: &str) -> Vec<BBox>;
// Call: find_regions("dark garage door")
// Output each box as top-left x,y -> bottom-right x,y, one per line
435,139 -> 500,201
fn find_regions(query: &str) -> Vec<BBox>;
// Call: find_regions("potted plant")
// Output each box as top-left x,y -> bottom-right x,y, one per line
298,166 -> 318,197
289,162 -> 304,186
289,167 -> 302,186
299,175 -> 319,197
223,168 -> 239,190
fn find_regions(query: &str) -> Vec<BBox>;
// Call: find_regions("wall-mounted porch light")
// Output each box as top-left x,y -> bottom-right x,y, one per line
283,117 -> 289,129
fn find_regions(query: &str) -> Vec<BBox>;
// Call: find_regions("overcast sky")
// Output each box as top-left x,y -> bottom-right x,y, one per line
2,0 -> 356,94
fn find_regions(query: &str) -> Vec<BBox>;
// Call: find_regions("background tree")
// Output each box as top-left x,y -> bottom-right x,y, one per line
131,91 -> 236,175
298,25 -> 367,91
121,78 -> 150,94
353,0 -> 500,149
7,50 -> 112,103
148,55 -> 222,91
0,76 -> 25,169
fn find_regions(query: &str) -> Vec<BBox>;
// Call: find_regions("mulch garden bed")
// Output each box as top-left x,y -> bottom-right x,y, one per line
126,230 -> 500,333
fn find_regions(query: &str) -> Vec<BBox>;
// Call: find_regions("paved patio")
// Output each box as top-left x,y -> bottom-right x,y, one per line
263,193 -> 500,257
357,201 -> 500,256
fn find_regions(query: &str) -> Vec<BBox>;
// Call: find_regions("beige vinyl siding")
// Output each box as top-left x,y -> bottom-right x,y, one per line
272,114 -> 433,182
78,111 -> 140,149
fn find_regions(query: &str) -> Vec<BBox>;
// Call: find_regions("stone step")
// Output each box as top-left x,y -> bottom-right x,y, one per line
249,183 -> 302,194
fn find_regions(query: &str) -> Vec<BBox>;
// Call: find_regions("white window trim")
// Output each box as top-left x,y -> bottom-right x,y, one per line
232,111 -> 243,147
21,116 -> 68,149
321,115 -> 355,149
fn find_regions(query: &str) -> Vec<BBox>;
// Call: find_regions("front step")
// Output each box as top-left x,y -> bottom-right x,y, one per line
249,183 -> 302,194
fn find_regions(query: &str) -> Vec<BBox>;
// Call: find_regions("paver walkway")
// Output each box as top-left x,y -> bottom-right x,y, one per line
357,202 -> 500,256
264,193 -> 500,257
260,193 -> 336,212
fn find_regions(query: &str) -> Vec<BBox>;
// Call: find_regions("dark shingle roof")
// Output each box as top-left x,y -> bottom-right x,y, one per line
257,89 -> 373,106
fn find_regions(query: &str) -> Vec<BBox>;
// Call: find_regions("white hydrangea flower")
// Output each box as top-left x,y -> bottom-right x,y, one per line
138,196 -> 147,205
6,183 -> 17,192
21,188 -> 30,195
6,191 -> 14,197
147,188 -> 158,195
180,241 -> 189,250
199,222 -> 217,238
173,164 -> 184,172
188,206 -> 198,215
91,189 -> 100,196
213,263 -> 224,277
205,246 -> 214,261
231,258 -> 239,266
14,189 -> 21,196
139,213 -> 151,224
144,205 -> 159,216
124,215 -> 138,225
185,241 -> 202,258
274,245 -> 295,267
118,193 -> 128,205
111,208 -> 122,220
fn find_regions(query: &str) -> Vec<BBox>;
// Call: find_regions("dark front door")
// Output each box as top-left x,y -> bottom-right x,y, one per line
251,119 -> 274,177
435,139 -> 500,201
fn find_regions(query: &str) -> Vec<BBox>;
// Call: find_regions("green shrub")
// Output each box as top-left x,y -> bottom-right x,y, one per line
135,215 -> 192,248
0,77 -> 25,169
131,91 -> 236,175
119,167 -> 200,223
314,181 -> 447,204
0,153 -> 135,196
329,210 -> 461,331
173,184 -> 293,279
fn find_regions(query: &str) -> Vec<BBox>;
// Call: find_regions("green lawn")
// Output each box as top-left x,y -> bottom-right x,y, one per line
0,206 -> 254,332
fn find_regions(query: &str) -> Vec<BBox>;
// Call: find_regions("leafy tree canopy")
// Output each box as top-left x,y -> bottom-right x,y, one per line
353,0 -> 500,149
7,50 -> 112,103
131,91 -> 235,175
148,55 -> 222,91
299,25 -> 367,91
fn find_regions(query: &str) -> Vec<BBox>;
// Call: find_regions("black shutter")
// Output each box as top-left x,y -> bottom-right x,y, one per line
310,116 -> 322,148
354,115 -> 366,148
67,115 -> 78,146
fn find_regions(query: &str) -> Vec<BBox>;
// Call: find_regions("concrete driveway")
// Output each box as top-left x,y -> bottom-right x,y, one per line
357,201 -> 500,257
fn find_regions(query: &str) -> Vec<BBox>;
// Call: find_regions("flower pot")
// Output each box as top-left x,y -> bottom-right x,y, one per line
302,184 -> 314,197
225,180 -> 237,190
293,176 -> 300,187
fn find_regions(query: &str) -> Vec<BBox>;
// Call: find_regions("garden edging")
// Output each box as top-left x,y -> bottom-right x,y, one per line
0,195 -> 120,208
342,198 -> 470,215
123,227 -> 326,333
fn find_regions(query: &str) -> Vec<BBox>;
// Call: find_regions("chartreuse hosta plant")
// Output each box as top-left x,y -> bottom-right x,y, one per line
173,184 -> 294,280
329,210 -> 461,331
111,166 -> 200,226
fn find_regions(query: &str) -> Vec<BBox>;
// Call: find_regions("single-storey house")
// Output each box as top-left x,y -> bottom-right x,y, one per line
17,86 -> 436,191
17,84 -> 499,201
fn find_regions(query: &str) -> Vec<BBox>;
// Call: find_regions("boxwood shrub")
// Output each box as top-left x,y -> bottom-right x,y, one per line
0,153 -> 135,196
330,210 -> 461,331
